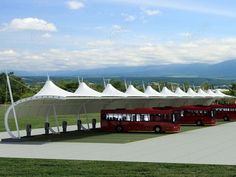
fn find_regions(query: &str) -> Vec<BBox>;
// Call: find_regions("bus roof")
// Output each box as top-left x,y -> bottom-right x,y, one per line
210,104 -> 236,108
101,108 -> 174,114
174,105 -> 212,110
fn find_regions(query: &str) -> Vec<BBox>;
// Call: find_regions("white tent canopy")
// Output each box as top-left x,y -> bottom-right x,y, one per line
102,83 -> 127,97
125,85 -> 147,97
197,89 -> 212,97
75,82 -> 102,97
215,89 -> 233,98
144,86 -> 164,97
160,87 -> 177,97
175,87 -> 191,97
187,88 -> 201,97
34,80 -> 76,97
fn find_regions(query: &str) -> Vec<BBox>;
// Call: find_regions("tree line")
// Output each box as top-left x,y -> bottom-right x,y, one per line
0,72 -> 236,104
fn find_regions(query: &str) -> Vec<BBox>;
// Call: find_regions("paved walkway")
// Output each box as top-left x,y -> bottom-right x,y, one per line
1,122 -> 236,165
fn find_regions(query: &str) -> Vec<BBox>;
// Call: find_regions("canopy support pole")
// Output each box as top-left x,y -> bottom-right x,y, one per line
53,105 -> 60,133
6,72 -> 20,139
83,104 -> 90,130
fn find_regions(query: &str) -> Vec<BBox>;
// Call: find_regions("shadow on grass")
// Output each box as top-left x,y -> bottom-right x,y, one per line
1,129 -> 164,144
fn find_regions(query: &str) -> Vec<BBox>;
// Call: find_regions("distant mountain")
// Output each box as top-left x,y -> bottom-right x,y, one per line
14,59 -> 236,79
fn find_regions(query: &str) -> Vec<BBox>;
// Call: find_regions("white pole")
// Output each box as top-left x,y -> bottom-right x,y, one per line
103,78 -> 106,87
158,83 -> 160,92
124,79 -> 127,90
142,81 -> 145,91
53,105 -> 60,133
78,76 -> 81,84
183,84 -> 186,92
6,72 -> 20,139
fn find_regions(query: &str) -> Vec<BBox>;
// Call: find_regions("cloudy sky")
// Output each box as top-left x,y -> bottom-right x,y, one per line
0,0 -> 236,71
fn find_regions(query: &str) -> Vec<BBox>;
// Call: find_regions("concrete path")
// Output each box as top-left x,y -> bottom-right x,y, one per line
1,122 -> 236,165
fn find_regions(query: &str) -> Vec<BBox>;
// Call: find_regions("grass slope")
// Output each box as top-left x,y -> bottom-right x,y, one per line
0,158 -> 236,177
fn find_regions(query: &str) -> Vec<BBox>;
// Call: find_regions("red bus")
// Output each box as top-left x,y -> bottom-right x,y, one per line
173,106 -> 216,126
211,104 -> 236,121
101,108 -> 180,133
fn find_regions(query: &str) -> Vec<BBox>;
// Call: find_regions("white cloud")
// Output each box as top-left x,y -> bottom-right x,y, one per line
0,49 -> 18,57
106,0 -> 236,18
122,13 -> 136,22
42,33 -> 52,38
87,40 -> 113,47
143,9 -> 161,16
111,25 -> 128,33
66,1 -> 84,10
179,32 -> 192,38
0,18 -> 57,32
1,37 -> 236,71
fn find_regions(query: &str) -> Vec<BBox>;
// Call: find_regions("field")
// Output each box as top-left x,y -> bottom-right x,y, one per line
0,158 -> 236,177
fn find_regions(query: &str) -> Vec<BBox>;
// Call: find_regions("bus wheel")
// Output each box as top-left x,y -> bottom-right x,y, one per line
116,126 -> 123,133
196,120 -> 203,126
154,126 -> 162,133
223,116 -> 229,121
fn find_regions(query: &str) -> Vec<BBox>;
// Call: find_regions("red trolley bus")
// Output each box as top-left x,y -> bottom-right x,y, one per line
211,104 -> 236,121
173,105 -> 216,126
101,108 -> 180,133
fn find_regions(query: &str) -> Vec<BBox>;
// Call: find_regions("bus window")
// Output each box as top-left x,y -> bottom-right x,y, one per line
118,114 -> 122,121
122,114 -> 127,121
172,114 -> 176,123
131,114 -> 136,121
144,114 -> 150,121
113,114 -> 118,120
151,114 -> 161,122
106,114 -> 113,120
180,111 -> 184,117
210,111 -> 214,118
136,114 -> 141,122
126,114 -> 131,121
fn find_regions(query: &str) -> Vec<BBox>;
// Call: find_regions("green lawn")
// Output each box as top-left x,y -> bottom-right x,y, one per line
0,158 -> 235,177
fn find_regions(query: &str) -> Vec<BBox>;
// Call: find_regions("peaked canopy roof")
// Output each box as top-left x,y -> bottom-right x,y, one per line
175,87 -> 191,97
125,85 -> 147,97
160,87 -> 177,97
206,89 -> 224,98
144,86 -> 164,97
102,83 -> 127,97
197,89 -> 212,97
74,82 -> 102,97
34,80 -> 76,97
215,89 -> 232,98
187,88 -> 201,97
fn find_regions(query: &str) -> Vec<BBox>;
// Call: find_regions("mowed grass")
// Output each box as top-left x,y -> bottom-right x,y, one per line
0,104 -> 100,132
0,158 -> 236,177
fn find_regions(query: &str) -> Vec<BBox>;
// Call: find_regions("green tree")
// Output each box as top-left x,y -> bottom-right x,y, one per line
110,80 -> 126,92
0,72 -> 34,104
229,83 -> 236,96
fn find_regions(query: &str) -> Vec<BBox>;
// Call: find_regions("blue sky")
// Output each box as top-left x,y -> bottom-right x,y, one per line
0,0 -> 236,71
